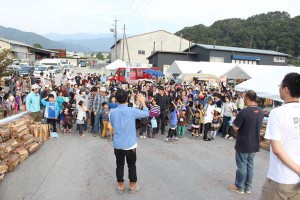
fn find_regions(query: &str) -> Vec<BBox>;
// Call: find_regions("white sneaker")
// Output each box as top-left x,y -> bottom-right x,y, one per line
164,138 -> 170,142
143,135 -> 147,139
174,137 -> 178,141
225,134 -> 229,139
228,137 -> 234,140
140,136 -> 144,139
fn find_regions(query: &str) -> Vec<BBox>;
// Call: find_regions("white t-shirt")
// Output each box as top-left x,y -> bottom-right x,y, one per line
204,104 -> 215,124
265,102 -> 300,184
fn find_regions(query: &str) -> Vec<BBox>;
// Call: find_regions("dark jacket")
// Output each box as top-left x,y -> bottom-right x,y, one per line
155,94 -> 169,111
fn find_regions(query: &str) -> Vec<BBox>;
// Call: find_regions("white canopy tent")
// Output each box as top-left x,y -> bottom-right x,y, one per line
168,61 -> 254,81
105,59 -> 126,70
235,66 -> 300,102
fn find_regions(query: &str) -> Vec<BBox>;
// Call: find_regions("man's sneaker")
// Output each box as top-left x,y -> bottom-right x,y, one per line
227,184 -> 245,194
129,184 -> 140,194
117,182 -> 125,194
245,190 -> 251,194
225,134 -> 229,139
93,134 -> 98,137
228,136 -> 234,140
164,138 -> 170,142
174,137 -> 178,141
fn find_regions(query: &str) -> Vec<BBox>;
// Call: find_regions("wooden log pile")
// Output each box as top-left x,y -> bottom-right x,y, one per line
0,115 -> 50,182
260,122 -> 270,151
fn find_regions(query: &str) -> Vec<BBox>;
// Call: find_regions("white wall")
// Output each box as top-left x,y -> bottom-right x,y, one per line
111,30 -> 191,66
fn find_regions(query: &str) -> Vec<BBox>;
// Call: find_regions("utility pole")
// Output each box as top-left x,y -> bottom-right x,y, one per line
110,18 -> 119,61
180,33 -> 183,51
122,24 -> 126,61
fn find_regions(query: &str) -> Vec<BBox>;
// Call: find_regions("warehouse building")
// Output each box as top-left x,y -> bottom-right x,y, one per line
148,43 -> 290,71
110,30 -> 192,67
0,37 -> 59,61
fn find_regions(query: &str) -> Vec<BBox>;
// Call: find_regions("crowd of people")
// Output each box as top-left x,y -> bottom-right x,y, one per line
0,70 -> 299,199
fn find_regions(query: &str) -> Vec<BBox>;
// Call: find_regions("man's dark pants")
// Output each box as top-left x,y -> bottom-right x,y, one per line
157,110 -> 167,134
114,148 -> 137,183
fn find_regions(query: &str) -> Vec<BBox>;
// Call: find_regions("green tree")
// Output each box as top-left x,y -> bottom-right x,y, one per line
0,49 -> 12,76
33,43 -> 43,48
96,52 -> 104,60
175,11 -> 299,56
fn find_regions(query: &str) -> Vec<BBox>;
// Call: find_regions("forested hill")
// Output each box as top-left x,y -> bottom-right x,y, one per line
175,11 -> 300,56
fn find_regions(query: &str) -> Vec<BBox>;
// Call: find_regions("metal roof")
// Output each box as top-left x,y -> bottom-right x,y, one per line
192,44 -> 289,57
0,37 -> 59,54
147,50 -> 197,59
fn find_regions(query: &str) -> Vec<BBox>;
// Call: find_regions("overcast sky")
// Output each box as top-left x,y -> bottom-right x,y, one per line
0,0 -> 299,35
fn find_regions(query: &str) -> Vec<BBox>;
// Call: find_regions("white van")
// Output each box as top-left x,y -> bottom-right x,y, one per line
39,59 -> 62,73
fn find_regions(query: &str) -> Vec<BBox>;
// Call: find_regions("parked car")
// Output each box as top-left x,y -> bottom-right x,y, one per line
11,61 -> 21,69
34,65 -> 55,79
62,65 -> 74,74
18,66 -> 35,76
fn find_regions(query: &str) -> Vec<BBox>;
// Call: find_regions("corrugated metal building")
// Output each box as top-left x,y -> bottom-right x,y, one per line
148,43 -> 290,71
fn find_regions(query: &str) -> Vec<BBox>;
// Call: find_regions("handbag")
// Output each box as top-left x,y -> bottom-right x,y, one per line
151,118 -> 157,128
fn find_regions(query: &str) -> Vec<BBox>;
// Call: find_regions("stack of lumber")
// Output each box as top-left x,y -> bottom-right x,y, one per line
259,122 -> 270,151
0,115 -> 50,182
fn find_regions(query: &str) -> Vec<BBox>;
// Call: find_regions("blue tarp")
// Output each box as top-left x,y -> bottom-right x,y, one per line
144,69 -> 165,77
232,55 -> 261,61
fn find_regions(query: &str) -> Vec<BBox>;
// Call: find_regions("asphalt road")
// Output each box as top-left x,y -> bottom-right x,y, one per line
0,67 -> 270,200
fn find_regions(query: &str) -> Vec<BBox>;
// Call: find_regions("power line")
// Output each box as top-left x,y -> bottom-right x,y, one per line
124,0 -> 148,21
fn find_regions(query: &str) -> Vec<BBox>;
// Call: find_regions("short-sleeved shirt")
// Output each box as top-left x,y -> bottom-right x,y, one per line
234,106 -> 264,153
265,102 -> 300,184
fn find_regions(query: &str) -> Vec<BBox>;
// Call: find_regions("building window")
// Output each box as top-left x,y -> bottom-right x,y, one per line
232,59 -> 258,65
120,69 -> 125,76
138,50 -> 145,55
274,56 -> 286,63
210,56 -> 224,63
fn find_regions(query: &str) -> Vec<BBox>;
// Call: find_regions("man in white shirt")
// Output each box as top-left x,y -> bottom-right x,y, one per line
260,73 -> 300,200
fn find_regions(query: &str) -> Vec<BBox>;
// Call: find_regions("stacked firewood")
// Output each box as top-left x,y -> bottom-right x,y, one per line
259,122 -> 270,151
0,115 -> 50,182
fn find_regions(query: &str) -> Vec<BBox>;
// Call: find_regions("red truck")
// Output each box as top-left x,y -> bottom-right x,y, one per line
109,67 -> 159,83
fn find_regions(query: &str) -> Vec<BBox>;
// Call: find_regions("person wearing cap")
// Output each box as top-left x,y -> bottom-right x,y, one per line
26,84 -> 41,122
93,86 -> 108,136
155,86 -> 169,135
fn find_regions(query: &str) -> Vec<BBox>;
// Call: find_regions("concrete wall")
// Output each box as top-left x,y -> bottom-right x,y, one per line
111,30 -> 191,66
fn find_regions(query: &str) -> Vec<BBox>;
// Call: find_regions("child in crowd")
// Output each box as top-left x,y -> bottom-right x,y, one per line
177,109 -> 187,138
62,102 -> 73,136
226,110 -> 237,140
1,93 -> 10,117
101,102 -> 110,138
210,108 -> 222,140
14,91 -> 21,114
76,100 -> 87,137
8,93 -> 15,112
41,94 -> 60,133
108,96 -> 118,110
199,104 -> 205,136
191,110 -> 201,139
165,102 -> 178,142
148,98 -> 160,138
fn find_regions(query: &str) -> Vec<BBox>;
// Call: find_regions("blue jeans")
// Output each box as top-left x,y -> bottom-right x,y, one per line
93,113 -> 103,134
235,151 -> 256,191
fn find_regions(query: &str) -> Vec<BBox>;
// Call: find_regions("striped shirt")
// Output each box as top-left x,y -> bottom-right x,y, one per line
149,105 -> 160,118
